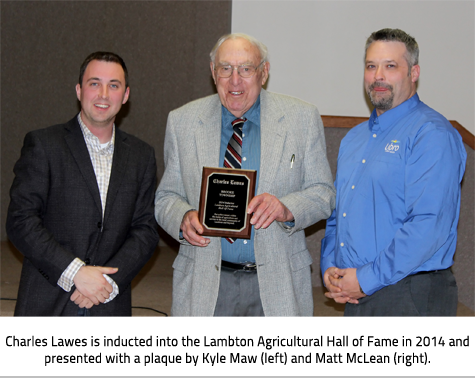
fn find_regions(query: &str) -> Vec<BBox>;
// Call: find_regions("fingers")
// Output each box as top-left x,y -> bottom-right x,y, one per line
70,290 -> 95,308
325,294 -> 359,305
96,266 -> 118,276
180,210 -> 210,247
247,193 -> 293,229
323,267 -> 342,293
324,291 -> 351,304
325,269 -> 365,304
73,266 -> 113,303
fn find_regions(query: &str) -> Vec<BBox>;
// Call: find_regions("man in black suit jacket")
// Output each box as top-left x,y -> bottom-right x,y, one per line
6,52 -> 159,316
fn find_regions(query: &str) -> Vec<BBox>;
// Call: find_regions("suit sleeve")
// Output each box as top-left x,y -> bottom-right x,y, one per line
154,111 -> 195,243
278,106 -> 336,233
103,146 -> 159,292
6,132 -> 76,286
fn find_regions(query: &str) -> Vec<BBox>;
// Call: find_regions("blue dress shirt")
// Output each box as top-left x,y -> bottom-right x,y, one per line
321,94 -> 467,296
220,97 -> 261,263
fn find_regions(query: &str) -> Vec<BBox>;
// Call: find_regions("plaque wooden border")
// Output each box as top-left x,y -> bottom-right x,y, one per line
198,167 -> 257,239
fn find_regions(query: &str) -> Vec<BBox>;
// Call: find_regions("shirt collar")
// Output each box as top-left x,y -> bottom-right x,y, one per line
368,93 -> 420,132
77,113 -> 115,153
222,95 -> 261,128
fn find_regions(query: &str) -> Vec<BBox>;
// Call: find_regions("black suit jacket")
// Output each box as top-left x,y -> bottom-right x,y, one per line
6,117 -> 159,316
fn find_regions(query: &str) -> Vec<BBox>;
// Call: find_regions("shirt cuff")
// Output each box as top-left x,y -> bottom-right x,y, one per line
58,258 -> 85,292
103,274 -> 119,303
356,262 -> 384,296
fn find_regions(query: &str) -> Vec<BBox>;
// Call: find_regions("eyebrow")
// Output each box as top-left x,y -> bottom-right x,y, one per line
365,59 -> 398,64
218,61 -> 254,66
86,77 -> 123,84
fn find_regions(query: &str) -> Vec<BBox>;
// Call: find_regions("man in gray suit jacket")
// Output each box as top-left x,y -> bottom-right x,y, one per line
7,52 -> 159,316
155,33 -> 335,316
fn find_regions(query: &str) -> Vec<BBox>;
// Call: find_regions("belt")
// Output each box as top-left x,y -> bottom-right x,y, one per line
221,260 -> 257,271
413,269 -> 444,276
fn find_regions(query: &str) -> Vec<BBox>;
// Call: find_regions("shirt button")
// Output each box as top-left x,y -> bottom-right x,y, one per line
373,134 -> 377,138
340,243 -> 344,247
243,157 -> 247,161
351,185 -> 355,189
243,240 -> 248,244
242,133 -> 245,137
343,213 -> 347,217
362,159 -> 366,163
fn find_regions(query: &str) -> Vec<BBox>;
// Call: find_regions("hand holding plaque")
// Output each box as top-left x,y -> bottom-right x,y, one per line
198,167 -> 256,239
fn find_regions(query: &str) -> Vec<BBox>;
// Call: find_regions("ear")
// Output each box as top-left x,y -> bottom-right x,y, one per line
261,61 -> 270,85
122,87 -> 130,104
210,62 -> 217,84
75,84 -> 82,101
411,64 -> 420,83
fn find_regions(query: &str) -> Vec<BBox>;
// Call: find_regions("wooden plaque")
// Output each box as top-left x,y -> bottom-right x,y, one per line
198,167 -> 256,239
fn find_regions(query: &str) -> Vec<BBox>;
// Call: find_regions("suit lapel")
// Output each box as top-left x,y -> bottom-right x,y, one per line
104,129 -> 129,223
194,95 -> 222,169
191,92 -> 289,192
258,90 -> 288,194
64,118 -> 102,214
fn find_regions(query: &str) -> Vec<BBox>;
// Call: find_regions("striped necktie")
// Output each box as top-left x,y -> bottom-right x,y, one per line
223,117 -> 246,243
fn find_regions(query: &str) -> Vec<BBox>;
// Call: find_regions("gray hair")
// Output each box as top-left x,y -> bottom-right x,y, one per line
365,28 -> 419,70
210,33 -> 268,67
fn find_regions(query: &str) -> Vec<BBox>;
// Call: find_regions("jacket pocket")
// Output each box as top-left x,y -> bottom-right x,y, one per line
289,249 -> 313,272
172,253 -> 194,276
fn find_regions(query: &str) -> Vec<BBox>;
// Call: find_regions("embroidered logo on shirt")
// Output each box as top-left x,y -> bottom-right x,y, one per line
385,140 -> 400,153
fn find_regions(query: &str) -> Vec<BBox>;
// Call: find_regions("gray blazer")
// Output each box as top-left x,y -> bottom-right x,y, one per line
155,89 -> 335,316
7,117 -> 159,316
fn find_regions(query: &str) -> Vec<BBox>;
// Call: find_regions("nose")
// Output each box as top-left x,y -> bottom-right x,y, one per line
374,66 -> 384,81
99,84 -> 109,99
229,67 -> 241,86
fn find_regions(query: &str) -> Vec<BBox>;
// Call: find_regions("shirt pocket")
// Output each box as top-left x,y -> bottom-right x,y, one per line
357,153 -> 405,205
373,152 -> 403,164
365,155 -> 405,206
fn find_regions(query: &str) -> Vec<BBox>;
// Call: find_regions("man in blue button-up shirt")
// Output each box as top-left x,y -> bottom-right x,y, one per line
321,28 -> 466,316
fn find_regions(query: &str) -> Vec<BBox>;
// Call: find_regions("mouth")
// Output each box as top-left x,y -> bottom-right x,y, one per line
229,91 -> 244,96
373,87 -> 389,92
370,82 -> 393,93
94,103 -> 110,109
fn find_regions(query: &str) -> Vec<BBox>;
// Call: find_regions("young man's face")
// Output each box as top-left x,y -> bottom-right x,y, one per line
76,60 -> 130,129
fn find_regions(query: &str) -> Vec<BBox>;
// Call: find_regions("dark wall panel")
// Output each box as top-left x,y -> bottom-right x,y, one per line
1,1 -> 232,240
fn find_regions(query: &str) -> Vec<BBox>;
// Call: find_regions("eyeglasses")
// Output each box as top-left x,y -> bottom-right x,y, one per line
214,60 -> 265,78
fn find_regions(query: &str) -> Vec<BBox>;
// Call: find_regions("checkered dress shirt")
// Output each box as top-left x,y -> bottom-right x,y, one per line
57,114 -> 118,303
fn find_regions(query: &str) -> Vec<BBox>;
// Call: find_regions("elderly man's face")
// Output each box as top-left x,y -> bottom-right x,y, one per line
211,38 -> 269,117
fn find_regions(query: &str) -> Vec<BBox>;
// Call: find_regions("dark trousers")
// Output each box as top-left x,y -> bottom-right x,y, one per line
77,307 -> 90,316
345,268 -> 458,316
214,266 -> 264,316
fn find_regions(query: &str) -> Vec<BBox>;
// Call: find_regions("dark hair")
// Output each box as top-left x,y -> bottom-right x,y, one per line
365,28 -> 419,70
78,51 -> 128,88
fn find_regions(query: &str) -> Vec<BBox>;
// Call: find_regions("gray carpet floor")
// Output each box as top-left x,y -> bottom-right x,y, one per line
1,241 -> 473,317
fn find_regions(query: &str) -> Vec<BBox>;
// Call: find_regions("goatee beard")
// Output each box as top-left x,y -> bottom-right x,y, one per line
367,82 -> 394,111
